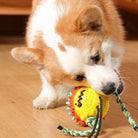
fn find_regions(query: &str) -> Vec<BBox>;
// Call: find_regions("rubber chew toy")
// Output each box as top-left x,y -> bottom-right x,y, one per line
57,86 -> 109,137
57,87 -> 138,138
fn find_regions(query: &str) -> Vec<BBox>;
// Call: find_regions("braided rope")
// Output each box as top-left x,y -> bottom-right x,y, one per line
86,117 -> 99,132
57,117 -> 99,137
114,92 -> 138,131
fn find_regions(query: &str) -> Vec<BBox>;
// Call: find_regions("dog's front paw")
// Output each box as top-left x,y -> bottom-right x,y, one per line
33,97 -> 57,109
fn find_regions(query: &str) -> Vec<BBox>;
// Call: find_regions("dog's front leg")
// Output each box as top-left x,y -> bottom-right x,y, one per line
33,73 -> 58,109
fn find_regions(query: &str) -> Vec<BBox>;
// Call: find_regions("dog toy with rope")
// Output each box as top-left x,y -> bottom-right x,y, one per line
57,86 -> 138,137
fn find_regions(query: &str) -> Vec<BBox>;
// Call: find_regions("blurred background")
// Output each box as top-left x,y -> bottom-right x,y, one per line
0,0 -> 138,38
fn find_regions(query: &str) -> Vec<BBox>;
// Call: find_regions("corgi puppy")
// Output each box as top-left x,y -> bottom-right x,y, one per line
11,0 -> 125,109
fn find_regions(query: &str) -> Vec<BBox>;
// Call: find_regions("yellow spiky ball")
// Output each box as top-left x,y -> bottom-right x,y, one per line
67,86 -> 109,126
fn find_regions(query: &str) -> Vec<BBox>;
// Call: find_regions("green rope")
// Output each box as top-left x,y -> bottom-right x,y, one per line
57,117 -> 99,137
58,126 -> 93,137
86,117 -> 99,132
114,92 -> 138,131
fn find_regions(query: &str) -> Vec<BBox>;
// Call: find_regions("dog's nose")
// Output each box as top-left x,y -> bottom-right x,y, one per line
102,82 -> 116,95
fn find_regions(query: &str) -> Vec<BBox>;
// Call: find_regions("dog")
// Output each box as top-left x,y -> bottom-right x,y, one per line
11,0 -> 125,109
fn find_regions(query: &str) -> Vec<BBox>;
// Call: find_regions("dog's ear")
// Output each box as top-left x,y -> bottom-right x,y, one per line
77,6 -> 102,33
11,47 -> 44,70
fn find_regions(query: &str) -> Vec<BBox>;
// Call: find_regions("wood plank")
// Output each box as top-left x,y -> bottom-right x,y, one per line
0,6 -> 31,15
0,0 -> 32,7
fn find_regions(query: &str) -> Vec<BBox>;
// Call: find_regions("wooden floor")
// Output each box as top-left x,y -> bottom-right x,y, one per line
0,35 -> 138,138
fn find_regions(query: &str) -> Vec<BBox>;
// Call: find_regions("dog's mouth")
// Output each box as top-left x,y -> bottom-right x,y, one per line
117,79 -> 124,94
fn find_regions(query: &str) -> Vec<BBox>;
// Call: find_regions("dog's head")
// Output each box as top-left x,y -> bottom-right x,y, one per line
11,4 -> 124,95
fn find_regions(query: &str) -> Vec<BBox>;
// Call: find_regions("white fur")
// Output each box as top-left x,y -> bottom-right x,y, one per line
57,46 -> 85,74
29,0 -> 69,48
33,72 -> 58,108
33,72 -> 72,108
101,39 -> 124,70
39,72 -> 72,99
39,72 -> 57,98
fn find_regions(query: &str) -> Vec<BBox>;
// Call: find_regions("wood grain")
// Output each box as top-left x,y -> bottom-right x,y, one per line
0,0 -> 32,7
0,0 -> 32,15
0,36 -> 138,138
114,0 -> 138,14
0,6 -> 31,15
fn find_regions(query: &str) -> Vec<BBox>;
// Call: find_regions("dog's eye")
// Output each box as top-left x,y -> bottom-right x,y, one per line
75,75 -> 85,81
91,53 -> 100,64
90,23 -> 102,31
